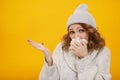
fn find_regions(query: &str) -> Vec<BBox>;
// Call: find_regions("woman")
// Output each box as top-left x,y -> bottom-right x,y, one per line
27,4 -> 111,80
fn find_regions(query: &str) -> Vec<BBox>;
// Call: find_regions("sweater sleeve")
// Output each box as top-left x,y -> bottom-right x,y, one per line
39,43 -> 62,80
75,47 -> 112,80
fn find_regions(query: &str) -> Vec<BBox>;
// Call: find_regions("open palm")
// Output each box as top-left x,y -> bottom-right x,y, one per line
27,39 -> 53,66
27,39 -> 46,51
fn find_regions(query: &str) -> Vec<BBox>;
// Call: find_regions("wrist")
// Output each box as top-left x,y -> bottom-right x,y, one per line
78,52 -> 88,59
42,48 -> 50,56
45,56 -> 53,66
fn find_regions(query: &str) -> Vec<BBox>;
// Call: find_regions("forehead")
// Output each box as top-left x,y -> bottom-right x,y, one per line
69,24 -> 83,30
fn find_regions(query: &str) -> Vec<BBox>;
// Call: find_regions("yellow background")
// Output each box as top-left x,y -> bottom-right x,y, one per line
1,0 -> 120,80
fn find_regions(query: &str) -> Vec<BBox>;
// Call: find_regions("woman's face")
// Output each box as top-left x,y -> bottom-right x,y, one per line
68,24 -> 88,40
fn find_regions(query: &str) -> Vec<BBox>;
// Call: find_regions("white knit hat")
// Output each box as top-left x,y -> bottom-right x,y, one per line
67,4 -> 96,29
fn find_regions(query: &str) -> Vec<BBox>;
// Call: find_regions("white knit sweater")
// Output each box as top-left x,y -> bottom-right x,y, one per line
39,43 -> 111,80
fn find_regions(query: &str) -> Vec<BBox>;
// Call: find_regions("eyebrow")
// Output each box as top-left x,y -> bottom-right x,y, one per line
77,27 -> 83,29
69,29 -> 73,30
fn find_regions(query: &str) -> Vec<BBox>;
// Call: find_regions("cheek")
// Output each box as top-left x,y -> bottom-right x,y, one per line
81,33 -> 89,40
84,33 -> 89,40
69,34 -> 74,39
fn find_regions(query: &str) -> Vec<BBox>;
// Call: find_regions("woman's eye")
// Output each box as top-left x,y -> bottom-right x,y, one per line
69,31 -> 74,34
79,29 -> 85,33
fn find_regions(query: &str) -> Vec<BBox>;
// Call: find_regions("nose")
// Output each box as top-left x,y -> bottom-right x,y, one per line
75,32 -> 80,38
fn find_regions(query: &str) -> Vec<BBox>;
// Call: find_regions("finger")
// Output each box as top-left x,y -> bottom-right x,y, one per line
27,40 -> 41,49
80,40 -> 87,48
27,40 -> 37,45
27,39 -> 35,44
27,40 -> 43,46
71,39 -> 79,46
70,46 -> 77,52
27,39 -> 32,43
71,42 -> 79,49
70,46 -> 81,56
82,39 -> 88,44
41,43 -> 44,45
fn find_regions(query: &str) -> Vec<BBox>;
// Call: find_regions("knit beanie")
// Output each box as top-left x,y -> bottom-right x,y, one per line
66,4 -> 96,29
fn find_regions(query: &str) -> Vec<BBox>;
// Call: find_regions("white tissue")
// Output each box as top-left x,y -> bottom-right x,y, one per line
71,37 -> 88,44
